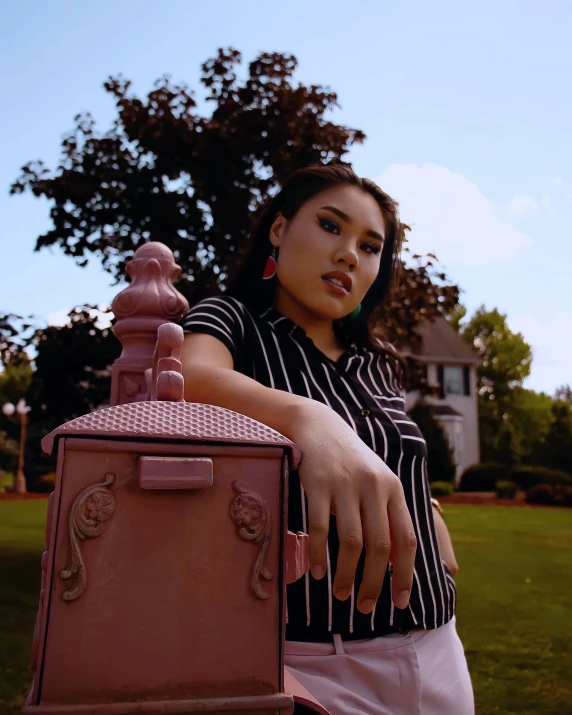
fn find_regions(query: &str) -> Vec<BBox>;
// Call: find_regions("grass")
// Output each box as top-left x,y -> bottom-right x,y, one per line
0,500 -> 47,715
446,504 -> 572,714
1,501 -> 571,714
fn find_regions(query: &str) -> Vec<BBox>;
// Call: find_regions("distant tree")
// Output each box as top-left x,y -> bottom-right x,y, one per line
25,306 -> 120,427
408,400 -> 456,483
532,399 -> 572,475
555,384 -> 572,403
444,303 -> 467,333
461,306 -> 534,464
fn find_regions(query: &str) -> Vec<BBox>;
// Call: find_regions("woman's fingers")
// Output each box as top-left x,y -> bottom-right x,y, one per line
305,484 -> 332,580
331,490 -> 363,601
356,474 -> 392,613
386,484 -> 417,609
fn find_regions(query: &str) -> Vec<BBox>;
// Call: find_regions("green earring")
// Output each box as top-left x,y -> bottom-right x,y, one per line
346,304 -> 362,320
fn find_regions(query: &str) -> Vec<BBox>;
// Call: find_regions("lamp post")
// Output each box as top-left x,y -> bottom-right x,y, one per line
2,398 -> 30,494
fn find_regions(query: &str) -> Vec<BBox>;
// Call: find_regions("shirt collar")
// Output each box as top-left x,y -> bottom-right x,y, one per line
260,307 -> 362,361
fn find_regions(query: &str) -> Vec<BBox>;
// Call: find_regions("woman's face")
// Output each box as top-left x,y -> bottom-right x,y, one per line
270,184 -> 386,322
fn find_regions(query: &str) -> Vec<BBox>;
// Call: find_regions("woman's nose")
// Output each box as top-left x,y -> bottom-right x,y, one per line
334,245 -> 358,270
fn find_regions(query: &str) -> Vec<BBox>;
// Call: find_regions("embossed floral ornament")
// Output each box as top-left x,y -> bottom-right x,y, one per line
60,473 -> 116,602
229,481 -> 273,600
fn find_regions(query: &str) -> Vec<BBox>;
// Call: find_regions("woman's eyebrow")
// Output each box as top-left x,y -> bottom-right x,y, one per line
320,205 -> 385,242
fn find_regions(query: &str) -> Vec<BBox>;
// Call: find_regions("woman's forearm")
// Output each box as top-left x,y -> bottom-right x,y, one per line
181,362 -> 343,444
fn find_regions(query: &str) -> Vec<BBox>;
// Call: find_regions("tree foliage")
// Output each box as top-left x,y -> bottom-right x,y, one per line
25,307 -> 121,427
461,306 -> 532,402
11,48 -> 367,301
460,306 -> 553,465
407,400 -> 456,483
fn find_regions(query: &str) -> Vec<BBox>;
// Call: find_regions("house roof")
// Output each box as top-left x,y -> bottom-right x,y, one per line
405,317 -> 481,364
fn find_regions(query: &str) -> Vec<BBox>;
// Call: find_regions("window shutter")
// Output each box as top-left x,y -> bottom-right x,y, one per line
437,364 -> 445,399
463,366 -> 471,396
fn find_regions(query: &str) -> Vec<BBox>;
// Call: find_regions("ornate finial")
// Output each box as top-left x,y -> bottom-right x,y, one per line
112,242 -> 189,321
110,242 -> 190,406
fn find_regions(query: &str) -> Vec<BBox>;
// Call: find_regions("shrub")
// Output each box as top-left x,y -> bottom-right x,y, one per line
553,485 -> 572,508
509,465 -> 572,490
459,463 -> 506,492
495,480 -> 518,499
525,484 -> 555,505
430,481 -> 454,497
0,471 -> 14,492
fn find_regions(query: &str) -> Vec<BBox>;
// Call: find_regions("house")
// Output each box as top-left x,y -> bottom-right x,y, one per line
404,317 -> 481,484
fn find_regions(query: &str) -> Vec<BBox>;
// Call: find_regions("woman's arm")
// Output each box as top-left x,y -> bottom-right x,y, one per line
181,331 -> 418,614
431,500 -> 459,576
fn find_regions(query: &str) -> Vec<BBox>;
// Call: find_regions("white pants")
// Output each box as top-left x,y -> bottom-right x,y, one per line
285,616 -> 475,715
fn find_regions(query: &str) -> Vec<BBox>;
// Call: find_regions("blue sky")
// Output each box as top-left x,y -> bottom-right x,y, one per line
1,0 -> 571,393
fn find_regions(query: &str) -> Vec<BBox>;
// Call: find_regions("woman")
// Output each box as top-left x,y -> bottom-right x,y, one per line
179,163 -> 474,714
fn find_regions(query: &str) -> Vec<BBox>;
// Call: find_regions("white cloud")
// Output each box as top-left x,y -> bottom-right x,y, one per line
506,194 -> 538,216
552,176 -> 567,187
375,164 -> 533,266
510,313 -> 572,394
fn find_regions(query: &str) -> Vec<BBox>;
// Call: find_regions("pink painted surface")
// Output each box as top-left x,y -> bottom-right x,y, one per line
37,441 -> 286,706
41,401 -> 302,469
110,242 -> 189,406
285,531 -> 310,586
138,456 -> 214,490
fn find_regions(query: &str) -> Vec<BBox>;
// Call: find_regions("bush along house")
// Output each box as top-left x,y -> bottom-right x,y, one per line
404,317 -> 482,486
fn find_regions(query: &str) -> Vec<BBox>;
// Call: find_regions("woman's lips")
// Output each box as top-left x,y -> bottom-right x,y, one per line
322,277 -> 349,296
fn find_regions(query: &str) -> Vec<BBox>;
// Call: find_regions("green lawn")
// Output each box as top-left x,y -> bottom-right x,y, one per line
1,501 -> 571,715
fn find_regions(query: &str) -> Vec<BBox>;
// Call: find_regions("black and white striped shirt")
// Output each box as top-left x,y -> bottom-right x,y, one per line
179,295 -> 456,643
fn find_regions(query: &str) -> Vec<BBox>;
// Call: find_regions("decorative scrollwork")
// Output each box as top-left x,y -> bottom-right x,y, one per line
229,481 -> 273,600
60,473 -> 116,602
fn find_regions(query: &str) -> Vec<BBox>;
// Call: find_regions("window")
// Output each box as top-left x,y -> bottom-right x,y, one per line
443,366 -> 463,395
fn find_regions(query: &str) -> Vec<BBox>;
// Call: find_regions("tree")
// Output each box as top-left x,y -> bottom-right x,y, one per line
407,400 -> 456,483
444,303 -> 467,333
462,306 -> 532,401
461,306 -> 533,464
11,48 -> 367,301
555,384 -> 572,403
26,306 -> 120,427
532,399 -> 572,474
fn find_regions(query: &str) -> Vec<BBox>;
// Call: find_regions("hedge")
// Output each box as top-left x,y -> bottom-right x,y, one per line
526,484 -> 572,507
509,466 -> 572,490
430,481 -> 454,497
459,463 -> 507,492
495,480 -> 518,499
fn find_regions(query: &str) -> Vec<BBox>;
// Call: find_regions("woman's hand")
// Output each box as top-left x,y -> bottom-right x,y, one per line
432,504 -> 459,577
291,402 -> 418,616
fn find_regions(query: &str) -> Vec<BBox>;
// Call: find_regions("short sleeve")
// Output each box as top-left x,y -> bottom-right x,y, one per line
178,295 -> 246,364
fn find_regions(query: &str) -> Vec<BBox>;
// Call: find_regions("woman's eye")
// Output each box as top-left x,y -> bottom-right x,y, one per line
362,242 -> 382,255
319,218 -> 340,234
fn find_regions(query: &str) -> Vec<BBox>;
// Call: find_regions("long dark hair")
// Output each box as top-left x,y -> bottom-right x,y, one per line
227,162 -> 405,355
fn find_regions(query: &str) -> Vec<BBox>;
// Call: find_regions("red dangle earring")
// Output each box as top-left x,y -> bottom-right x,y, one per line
263,247 -> 278,280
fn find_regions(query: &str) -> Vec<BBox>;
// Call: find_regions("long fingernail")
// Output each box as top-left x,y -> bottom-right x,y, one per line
395,590 -> 410,609
312,565 -> 326,579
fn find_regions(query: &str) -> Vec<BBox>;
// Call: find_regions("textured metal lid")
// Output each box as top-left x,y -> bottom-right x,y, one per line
42,401 -> 301,468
